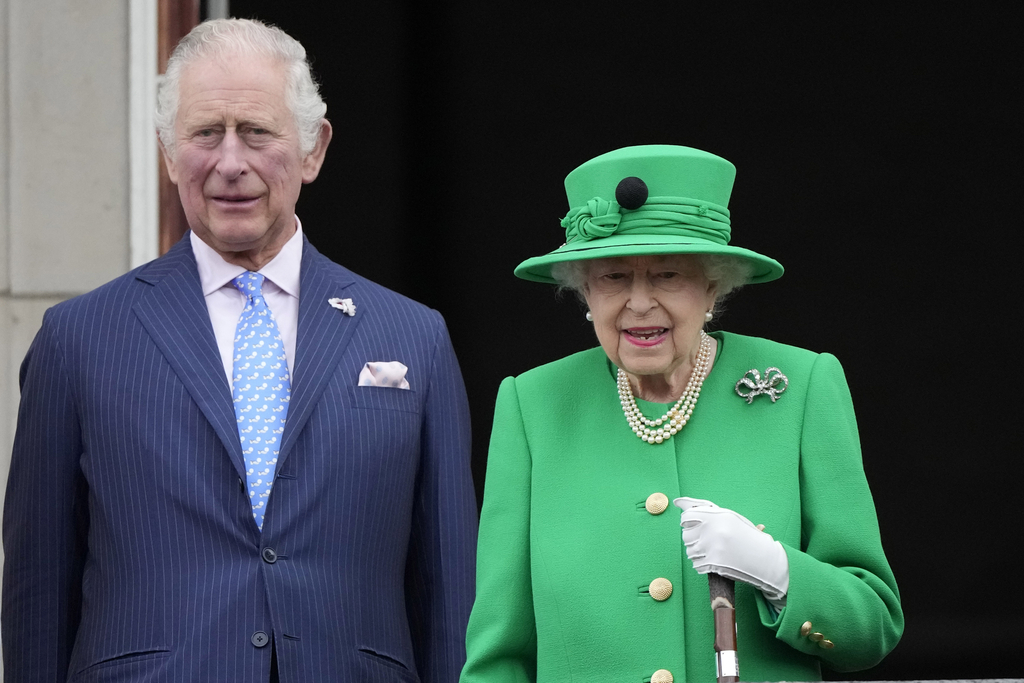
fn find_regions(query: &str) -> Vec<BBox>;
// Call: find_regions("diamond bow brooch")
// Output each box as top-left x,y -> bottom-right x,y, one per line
328,297 -> 356,316
735,367 -> 788,404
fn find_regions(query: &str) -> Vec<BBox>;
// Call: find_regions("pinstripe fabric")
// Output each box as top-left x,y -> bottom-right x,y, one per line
2,236 -> 477,682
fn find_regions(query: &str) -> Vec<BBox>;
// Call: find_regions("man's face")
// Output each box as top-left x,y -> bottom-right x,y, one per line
162,53 -> 329,267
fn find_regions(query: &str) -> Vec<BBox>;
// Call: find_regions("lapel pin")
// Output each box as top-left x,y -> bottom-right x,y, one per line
735,367 -> 788,404
328,297 -> 356,316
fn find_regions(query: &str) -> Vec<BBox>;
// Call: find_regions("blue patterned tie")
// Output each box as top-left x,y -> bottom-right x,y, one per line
231,272 -> 290,530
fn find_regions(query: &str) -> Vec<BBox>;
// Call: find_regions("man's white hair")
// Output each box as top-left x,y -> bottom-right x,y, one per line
155,18 -> 327,156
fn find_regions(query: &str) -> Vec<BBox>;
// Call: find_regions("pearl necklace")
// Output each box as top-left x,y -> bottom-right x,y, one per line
617,330 -> 712,445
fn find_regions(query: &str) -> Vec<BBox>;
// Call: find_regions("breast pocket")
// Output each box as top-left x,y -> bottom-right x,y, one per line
347,385 -> 421,414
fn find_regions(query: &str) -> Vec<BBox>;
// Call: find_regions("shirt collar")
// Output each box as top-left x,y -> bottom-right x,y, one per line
190,217 -> 304,298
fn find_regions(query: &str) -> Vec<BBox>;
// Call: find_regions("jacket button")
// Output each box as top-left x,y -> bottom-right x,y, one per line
645,492 -> 669,515
800,621 -> 813,637
649,578 -> 673,601
809,632 -> 825,643
262,547 -> 278,564
819,639 -> 835,649
651,669 -> 673,683
251,631 -> 270,648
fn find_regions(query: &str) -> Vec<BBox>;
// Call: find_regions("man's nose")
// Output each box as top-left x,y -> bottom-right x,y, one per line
215,130 -> 247,179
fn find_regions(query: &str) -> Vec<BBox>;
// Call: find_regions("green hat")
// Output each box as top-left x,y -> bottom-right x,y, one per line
514,145 -> 784,284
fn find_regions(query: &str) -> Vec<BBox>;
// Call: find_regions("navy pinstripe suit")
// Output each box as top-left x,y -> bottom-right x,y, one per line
2,235 -> 477,682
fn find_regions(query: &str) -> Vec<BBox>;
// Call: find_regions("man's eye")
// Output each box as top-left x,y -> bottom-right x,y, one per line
249,128 -> 269,135
197,129 -> 214,137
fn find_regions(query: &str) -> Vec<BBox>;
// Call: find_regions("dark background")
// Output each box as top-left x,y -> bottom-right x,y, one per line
226,2 -> 1021,679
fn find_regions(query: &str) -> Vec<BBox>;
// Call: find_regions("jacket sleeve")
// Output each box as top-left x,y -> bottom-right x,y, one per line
757,352 -> 904,671
405,312 -> 478,683
2,310 -> 88,682
460,376 -> 538,683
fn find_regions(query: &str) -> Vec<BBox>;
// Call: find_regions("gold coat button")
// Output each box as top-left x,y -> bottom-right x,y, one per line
800,621 -> 813,637
819,639 -> 835,650
809,632 -> 824,643
645,492 -> 669,515
651,669 -> 674,683
649,578 -> 673,601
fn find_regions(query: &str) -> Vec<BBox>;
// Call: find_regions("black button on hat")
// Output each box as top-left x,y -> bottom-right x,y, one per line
615,176 -> 648,210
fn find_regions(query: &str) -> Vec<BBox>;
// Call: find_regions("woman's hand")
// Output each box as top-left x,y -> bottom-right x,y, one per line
673,497 -> 790,606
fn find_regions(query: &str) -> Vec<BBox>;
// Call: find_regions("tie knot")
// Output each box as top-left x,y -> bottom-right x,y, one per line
232,271 -> 266,300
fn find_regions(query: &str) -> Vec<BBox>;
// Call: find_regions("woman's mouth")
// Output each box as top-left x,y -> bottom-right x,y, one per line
624,327 -> 667,346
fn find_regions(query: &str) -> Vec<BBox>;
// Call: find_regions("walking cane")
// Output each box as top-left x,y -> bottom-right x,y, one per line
709,573 -> 738,683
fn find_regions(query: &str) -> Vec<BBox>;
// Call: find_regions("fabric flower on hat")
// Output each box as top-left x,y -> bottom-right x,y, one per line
562,197 -> 622,242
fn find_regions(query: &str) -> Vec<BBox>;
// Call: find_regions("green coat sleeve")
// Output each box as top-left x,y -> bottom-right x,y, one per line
757,352 -> 904,671
461,377 -> 537,683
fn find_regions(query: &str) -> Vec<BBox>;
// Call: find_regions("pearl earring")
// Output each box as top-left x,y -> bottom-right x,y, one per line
586,311 -> 594,322
704,310 -> 713,323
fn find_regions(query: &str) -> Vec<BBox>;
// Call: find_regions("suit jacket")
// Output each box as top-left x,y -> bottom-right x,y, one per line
3,235 -> 477,682
461,332 -> 902,683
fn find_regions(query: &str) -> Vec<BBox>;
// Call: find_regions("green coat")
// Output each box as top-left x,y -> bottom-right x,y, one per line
461,331 -> 903,683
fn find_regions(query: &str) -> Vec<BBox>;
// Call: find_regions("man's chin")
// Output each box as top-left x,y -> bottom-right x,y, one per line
194,218 -> 296,263
192,225 -> 259,251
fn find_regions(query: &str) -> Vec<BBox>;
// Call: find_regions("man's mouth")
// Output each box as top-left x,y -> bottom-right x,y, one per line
211,195 -> 260,211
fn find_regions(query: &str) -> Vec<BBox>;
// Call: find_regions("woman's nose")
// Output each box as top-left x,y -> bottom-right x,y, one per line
625,277 -> 657,313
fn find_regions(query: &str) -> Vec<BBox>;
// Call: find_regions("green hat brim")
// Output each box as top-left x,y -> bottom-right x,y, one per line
514,233 -> 784,285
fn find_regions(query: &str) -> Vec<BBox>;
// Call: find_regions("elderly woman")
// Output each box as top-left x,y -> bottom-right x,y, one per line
461,145 -> 903,683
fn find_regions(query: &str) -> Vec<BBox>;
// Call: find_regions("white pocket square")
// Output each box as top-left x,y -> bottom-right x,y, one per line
358,361 -> 410,389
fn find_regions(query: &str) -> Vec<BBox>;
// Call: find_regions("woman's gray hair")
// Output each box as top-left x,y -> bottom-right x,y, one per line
155,18 -> 327,157
551,254 -> 754,315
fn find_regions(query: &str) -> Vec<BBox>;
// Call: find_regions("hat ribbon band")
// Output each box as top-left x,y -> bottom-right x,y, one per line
563,196 -> 731,245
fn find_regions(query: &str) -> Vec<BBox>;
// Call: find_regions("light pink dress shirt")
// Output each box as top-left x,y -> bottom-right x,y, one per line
190,219 -> 302,390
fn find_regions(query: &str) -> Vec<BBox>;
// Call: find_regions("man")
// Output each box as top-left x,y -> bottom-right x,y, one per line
3,18 -> 476,682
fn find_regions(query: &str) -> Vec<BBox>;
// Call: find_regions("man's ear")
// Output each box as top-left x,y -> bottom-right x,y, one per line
159,136 -> 179,185
302,119 -> 333,184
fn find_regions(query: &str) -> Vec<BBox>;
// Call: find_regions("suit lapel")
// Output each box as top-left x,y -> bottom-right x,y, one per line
276,239 -> 360,468
132,238 -> 247,479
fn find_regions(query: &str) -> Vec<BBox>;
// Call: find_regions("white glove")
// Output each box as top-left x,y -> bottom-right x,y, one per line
673,496 -> 790,605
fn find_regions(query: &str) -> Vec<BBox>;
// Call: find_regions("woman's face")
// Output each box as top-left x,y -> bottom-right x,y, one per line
583,254 -> 717,383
